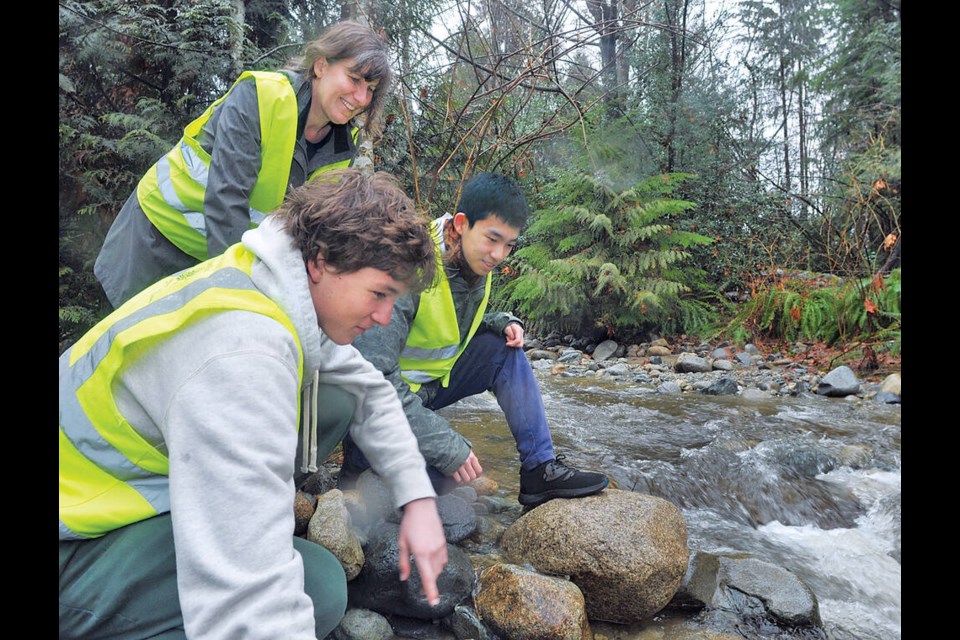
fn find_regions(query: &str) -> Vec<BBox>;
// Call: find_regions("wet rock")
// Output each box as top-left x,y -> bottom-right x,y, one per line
341,490 -> 370,543
447,604 -> 497,640
683,552 -> 822,628
816,366 -> 860,397
501,489 -> 689,624
466,515 -> 507,547
299,466 -> 338,495
712,359 -> 734,372
434,493 -> 478,543
355,470 -> 399,528
348,522 -> 475,620
307,489 -> 365,580
873,391 -> 901,404
527,349 -> 558,361
658,381 -> 682,394
711,347 -> 730,360
647,345 -> 672,357
532,359 -> 555,371
675,354 -> 711,373
744,343 -> 762,356
740,388 -> 773,401
467,476 -> 500,496
294,490 -> 317,536
386,614 -> 456,639
703,378 -> 739,396
478,494 -> 521,514
692,380 -> 714,392
602,363 -> 629,376
559,349 -> 584,364
524,338 -> 542,351
449,486 -> 478,504
766,441 -> 838,477
881,373 -> 901,397
332,607 -> 393,640
788,380 -> 811,395
735,352 -> 754,366
592,340 -> 619,362
475,563 -> 592,640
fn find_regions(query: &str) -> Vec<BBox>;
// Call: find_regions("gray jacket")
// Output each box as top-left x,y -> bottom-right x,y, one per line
95,71 -> 358,308
353,219 -> 522,475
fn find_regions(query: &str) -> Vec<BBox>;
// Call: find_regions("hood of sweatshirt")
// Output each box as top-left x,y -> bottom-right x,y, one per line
242,216 -> 352,382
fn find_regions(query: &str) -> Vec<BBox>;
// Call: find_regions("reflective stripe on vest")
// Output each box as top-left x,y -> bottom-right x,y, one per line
136,71 -> 360,261
399,218 -> 491,392
59,243 -> 304,540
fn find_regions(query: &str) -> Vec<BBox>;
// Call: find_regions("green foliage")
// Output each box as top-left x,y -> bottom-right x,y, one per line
723,268 -> 901,351
494,170 -> 714,337
59,0 -> 271,345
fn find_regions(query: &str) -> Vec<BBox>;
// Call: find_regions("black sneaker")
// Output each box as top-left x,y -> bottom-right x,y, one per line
518,455 -> 609,506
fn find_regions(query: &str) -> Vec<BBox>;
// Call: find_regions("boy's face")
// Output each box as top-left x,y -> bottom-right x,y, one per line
452,212 -> 520,278
307,259 -> 405,344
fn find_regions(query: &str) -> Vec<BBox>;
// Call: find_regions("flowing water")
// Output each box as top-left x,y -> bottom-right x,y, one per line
438,374 -> 901,640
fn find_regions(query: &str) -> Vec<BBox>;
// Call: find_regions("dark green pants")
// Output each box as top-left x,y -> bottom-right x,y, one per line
59,384 -> 355,639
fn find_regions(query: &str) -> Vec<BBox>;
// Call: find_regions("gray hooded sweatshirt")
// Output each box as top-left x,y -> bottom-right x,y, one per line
108,216 -> 435,639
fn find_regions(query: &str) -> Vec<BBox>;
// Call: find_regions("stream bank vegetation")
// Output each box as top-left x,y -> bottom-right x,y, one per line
60,0 -> 901,374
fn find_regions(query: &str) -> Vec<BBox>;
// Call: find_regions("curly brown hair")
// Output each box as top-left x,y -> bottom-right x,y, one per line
274,169 -> 436,292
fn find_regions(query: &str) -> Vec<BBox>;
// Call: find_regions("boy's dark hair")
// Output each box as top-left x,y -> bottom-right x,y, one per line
274,169 -> 435,292
456,173 -> 530,230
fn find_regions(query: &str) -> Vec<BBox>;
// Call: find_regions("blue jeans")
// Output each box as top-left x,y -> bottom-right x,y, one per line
345,331 -> 555,487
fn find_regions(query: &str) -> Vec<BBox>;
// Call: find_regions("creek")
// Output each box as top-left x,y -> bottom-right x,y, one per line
439,373 -> 901,640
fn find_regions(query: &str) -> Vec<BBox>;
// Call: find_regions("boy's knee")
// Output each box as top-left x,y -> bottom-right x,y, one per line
295,538 -> 348,637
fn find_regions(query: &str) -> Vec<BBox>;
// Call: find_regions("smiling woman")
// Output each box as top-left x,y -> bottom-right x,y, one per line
93,20 -> 395,310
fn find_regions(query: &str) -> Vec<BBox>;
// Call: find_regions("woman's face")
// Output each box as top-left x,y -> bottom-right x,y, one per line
312,57 -> 379,125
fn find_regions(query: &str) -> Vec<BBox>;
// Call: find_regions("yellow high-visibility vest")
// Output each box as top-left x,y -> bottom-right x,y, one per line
137,71 -> 359,260
59,243 -> 303,540
399,218 -> 491,392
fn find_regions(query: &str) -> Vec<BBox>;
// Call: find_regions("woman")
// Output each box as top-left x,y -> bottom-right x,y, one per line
94,20 -> 393,308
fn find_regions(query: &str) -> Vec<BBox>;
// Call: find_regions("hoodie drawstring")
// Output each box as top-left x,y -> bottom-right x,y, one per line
300,370 -> 320,474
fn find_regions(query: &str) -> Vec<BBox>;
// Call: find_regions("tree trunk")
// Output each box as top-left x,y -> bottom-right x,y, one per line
229,0 -> 246,80
663,0 -> 689,173
586,0 -> 623,116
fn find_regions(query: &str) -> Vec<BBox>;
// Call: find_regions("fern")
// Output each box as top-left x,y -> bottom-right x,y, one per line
493,169 -> 712,336
721,268 -> 901,348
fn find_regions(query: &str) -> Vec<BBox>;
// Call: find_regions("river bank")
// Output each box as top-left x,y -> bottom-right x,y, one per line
313,334 -> 900,640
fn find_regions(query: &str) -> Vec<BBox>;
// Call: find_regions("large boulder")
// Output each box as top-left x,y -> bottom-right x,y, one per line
475,563 -> 592,640
347,522 -> 475,619
500,488 -> 689,623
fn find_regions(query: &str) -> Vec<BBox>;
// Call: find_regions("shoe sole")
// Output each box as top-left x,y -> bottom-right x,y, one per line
517,478 -> 609,506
